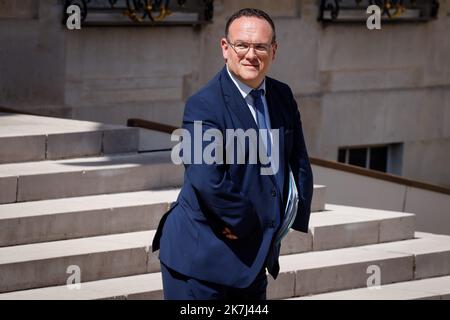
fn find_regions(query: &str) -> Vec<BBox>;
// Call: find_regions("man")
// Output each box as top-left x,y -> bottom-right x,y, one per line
152,8 -> 313,300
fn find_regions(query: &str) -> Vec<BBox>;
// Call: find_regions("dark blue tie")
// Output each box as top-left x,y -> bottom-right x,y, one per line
251,90 -> 282,273
250,89 -> 271,156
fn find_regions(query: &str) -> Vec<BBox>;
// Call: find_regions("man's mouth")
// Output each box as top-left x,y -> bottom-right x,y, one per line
242,64 -> 260,68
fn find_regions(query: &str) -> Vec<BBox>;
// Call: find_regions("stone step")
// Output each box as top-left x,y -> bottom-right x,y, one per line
0,151 -> 183,204
311,185 -> 326,212
0,273 -> 164,300
281,204 -> 415,255
0,113 -> 139,164
4,273 -> 450,301
0,187 -> 412,250
0,226 -> 433,295
289,275 -> 450,300
308,204 -> 415,251
269,232 -> 450,299
0,190 -> 176,246
3,232 -> 448,300
0,185 -> 326,246
137,128 -> 177,152
0,230 -> 158,293
352,232 -> 450,280
0,194 -> 412,251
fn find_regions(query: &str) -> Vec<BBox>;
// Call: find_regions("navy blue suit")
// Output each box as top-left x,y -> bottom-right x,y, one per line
152,66 -> 313,292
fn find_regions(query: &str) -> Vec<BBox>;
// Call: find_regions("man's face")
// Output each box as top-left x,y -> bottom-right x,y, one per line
221,16 -> 277,89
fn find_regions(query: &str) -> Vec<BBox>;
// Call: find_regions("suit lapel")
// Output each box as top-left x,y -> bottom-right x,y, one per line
220,67 -> 259,133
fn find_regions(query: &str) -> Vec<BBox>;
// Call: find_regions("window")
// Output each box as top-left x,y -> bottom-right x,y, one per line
63,0 -> 213,27
348,148 -> 367,168
338,143 -> 403,175
318,0 -> 439,23
369,146 -> 387,172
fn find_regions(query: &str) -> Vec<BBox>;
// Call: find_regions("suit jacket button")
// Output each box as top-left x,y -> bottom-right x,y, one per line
271,189 -> 276,197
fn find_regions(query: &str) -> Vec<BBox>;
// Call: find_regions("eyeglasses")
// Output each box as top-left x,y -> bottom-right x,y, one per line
226,39 -> 274,57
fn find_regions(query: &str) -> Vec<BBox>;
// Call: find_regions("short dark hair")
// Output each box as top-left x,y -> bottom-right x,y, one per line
225,8 -> 276,43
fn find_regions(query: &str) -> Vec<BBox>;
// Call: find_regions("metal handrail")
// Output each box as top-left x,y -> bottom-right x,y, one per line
127,117 -> 450,196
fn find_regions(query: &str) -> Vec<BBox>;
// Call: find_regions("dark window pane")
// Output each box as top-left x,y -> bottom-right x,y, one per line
370,147 -> 387,172
338,149 -> 346,163
348,148 -> 367,168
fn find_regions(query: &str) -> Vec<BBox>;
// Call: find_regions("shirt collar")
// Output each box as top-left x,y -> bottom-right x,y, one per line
226,65 -> 266,100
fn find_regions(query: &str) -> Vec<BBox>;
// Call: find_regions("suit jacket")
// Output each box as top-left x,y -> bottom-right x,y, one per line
152,66 -> 313,288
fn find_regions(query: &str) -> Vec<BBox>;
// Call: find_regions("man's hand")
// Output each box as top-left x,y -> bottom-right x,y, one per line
222,227 -> 239,240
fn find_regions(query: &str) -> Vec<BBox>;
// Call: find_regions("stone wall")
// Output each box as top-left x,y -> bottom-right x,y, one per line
0,0 -> 67,115
0,0 -> 449,187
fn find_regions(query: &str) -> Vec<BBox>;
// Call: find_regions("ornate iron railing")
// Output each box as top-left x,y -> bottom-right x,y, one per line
63,0 -> 213,26
318,0 -> 439,22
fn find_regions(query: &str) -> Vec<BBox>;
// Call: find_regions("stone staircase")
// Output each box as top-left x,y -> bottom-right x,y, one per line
0,113 -> 449,300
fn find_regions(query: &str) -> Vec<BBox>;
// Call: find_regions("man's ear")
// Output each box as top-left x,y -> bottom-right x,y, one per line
221,38 -> 229,61
271,42 -> 278,61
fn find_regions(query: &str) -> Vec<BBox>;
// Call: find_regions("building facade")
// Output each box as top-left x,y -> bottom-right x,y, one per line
1,0 -> 449,187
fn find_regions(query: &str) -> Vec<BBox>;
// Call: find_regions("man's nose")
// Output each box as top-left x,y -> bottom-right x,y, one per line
245,46 -> 258,60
